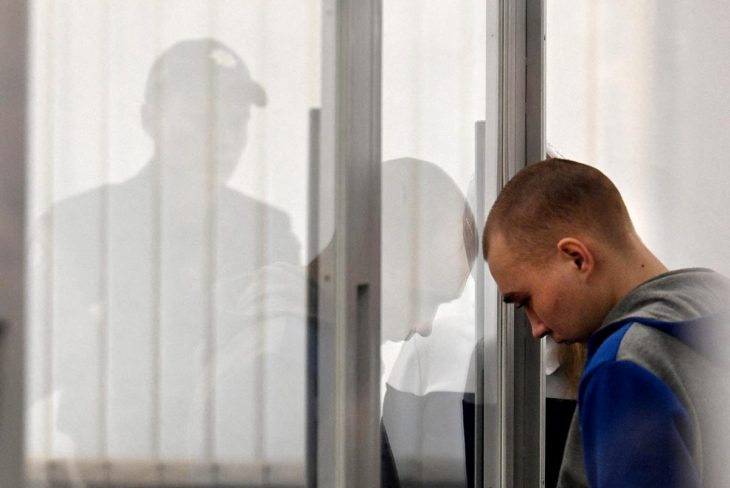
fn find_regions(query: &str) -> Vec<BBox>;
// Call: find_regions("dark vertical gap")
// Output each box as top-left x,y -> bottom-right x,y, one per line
305,108 -> 321,488
356,283 -> 370,398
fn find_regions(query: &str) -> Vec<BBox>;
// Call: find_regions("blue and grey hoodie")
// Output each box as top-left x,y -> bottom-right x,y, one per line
557,268 -> 730,488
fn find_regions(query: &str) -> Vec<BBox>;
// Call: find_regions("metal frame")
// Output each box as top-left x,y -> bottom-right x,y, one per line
476,3 -> 504,488
316,0 -> 382,487
497,0 -> 545,487
0,0 -> 27,485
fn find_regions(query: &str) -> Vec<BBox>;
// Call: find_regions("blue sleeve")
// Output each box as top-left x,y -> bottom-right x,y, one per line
579,360 -> 702,488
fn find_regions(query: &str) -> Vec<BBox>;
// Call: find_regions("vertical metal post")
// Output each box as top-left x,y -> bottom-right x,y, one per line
482,2 -> 503,486
499,0 -> 545,487
525,0 -> 545,165
318,0 -> 382,487
473,121 -> 487,488
525,2 -> 547,487
0,0 -> 27,485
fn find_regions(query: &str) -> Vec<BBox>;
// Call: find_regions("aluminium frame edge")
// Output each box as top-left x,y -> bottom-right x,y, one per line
317,0 -> 382,487
496,0 -> 545,486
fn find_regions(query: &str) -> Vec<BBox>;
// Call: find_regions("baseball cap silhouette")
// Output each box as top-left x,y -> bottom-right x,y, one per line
144,38 -> 267,107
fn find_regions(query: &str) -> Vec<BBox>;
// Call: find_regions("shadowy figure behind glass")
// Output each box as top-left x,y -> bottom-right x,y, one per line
30,38 -> 300,483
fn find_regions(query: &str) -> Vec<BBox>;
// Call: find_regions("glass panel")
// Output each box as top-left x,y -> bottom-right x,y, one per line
25,1 -> 321,486
545,1 -> 730,487
546,0 -> 730,276
381,2 -> 498,487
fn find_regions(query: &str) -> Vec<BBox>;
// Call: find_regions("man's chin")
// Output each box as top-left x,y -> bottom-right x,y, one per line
414,321 -> 433,338
555,337 -> 585,345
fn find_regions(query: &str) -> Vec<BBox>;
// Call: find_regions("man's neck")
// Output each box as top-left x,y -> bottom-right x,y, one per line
610,235 -> 669,306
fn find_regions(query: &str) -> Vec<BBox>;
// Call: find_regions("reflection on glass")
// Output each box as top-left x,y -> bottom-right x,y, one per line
26,3 -> 319,485
381,158 -> 477,487
381,2 -> 488,487
381,159 -> 474,343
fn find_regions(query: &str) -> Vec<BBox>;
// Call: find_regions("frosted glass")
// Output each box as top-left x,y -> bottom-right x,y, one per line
25,1 -> 319,486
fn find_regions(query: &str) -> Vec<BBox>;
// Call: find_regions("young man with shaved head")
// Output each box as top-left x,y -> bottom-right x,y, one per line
484,158 -> 730,487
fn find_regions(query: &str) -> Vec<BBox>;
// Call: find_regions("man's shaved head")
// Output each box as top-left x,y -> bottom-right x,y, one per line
484,158 -> 635,263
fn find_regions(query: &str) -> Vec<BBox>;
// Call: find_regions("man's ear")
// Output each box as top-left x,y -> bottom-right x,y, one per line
556,237 -> 594,275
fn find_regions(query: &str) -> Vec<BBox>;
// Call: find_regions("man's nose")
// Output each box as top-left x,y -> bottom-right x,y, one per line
529,318 -> 550,339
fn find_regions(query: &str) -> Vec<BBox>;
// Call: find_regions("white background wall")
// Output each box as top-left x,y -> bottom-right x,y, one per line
547,0 -> 730,276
